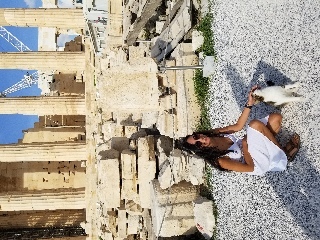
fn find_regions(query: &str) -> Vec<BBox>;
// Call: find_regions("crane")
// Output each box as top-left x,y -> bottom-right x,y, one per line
0,26 -> 53,97
0,0 -> 83,96
0,71 -> 39,97
0,26 -> 31,52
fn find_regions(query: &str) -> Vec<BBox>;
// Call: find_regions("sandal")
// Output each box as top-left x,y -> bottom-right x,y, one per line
284,133 -> 301,162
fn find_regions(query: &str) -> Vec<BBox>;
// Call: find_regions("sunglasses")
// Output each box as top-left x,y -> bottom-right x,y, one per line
192,134 -> 204,147
192,133 -> 200,140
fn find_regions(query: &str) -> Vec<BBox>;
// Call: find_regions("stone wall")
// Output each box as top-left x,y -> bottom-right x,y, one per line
90,39 -> 206,237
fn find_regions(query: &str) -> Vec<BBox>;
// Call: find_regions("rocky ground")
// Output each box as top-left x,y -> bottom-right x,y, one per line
208,0 -> 320,239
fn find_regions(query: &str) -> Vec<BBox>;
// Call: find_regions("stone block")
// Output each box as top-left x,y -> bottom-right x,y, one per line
105,48 -> 127,68
157,151 -> 168,171
156,21 -> 165,34
171,43 -> 201,138
150,180 -> 198,237
138,137 -> 156,208
141,111 -> 159,128
121,179 -> 139,203
118,209 -> 127,239
187,155 -> 205,185
150,179 -> 199,206
142,209 -> 155,240
192,30 -> 204,51
121,149 -> 137,179
158,150 -> 205,188
170,149 -> 188,184
96,140 -> 112,155
158,150 -> 184,188
203,56 -> 215,77
101,121 -> 124,138
137,136 -> 156,161
99,59 -> 159,112
127,214 -> 140,235
159,94 -> 177,112
124,126 -> 138,138
171,202 -> 194,217
158,160 -> 173,189
128,45 -> 147,59
156,112 -> 177,138
107,210 -> 118,237
156,217 -> 197,237
156,136 -> 174,165
171,21 -> 181,39
160,59 -> 176,86
138,180 -> 153,209
193,196 -> 216,240
97,156 -> 120,208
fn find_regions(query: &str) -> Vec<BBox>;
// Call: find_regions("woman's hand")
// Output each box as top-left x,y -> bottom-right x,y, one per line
247,85 -> 259,106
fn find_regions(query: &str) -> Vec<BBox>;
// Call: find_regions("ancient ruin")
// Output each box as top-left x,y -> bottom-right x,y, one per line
0,0 -> 215,239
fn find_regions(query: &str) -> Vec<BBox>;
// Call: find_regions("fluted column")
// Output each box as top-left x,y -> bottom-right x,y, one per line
0,8 -> 85,30
0,142 -> 86,162
0,96 -> 85,115
0,52 -> 85,72
0,188 -> 85,211
0,209 -> 85,229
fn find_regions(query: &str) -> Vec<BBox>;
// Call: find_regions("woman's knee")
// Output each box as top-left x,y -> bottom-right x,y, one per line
269,113 -> 282,124
249,119 -> 264,130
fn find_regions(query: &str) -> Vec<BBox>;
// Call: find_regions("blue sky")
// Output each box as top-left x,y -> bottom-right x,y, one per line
0,0 -> 43,143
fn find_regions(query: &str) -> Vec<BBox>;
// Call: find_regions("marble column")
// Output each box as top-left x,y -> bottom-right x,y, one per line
0,142 -> 86,162
0,52 -> 85,72
0,8 -> 85,30
0,188 -> 85,211
0,96 -> 85,115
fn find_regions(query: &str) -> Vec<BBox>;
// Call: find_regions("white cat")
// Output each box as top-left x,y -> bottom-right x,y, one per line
252,82 -> 303,106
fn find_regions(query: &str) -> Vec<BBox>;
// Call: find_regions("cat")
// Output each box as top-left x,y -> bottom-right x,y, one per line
252,82 -> 303,106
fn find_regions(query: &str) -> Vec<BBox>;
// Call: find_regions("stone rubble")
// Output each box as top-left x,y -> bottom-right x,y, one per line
92,40 -> 214,238
86,0 -> 217,239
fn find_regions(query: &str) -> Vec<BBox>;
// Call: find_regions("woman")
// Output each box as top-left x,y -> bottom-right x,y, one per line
179,86 -> 300,175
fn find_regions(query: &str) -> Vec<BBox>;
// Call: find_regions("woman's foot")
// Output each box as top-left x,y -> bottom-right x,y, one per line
284,133 -> 301,162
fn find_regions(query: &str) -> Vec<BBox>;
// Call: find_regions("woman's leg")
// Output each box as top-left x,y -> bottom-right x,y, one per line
266,113 -> 282,135
249,119 -> 282,149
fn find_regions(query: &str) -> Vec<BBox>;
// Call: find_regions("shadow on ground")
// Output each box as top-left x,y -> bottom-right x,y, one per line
224,62 -> 320,239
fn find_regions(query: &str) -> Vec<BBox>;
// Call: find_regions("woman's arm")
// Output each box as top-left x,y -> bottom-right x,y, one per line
217,137 -> 254,172
197,107 -> 252,135
214,86 -> 258,134
217,156 -> 254,172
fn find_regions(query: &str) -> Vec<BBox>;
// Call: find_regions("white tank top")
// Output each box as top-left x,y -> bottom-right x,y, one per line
223,134 -> 243,160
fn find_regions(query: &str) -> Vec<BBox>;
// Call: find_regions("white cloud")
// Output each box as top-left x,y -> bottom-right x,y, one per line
58,0 -> 75,8
24,0 -> 37,8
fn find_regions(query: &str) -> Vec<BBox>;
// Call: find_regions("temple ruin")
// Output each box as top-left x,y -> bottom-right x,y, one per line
0,0 -> 215,239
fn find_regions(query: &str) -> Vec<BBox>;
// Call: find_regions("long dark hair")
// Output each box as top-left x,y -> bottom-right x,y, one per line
175,132 -> 232,171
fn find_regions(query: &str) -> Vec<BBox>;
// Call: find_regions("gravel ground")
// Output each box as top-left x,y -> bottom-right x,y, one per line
208,0 -> 320,239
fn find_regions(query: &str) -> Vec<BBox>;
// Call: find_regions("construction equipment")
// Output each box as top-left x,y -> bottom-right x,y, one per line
0,26 -> 31,52
0,72 -> 39,97
0,26 -> 52,97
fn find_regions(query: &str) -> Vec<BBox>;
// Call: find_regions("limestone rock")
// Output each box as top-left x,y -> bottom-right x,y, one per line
192,30 -> 204,51
193,196 -> 216,240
